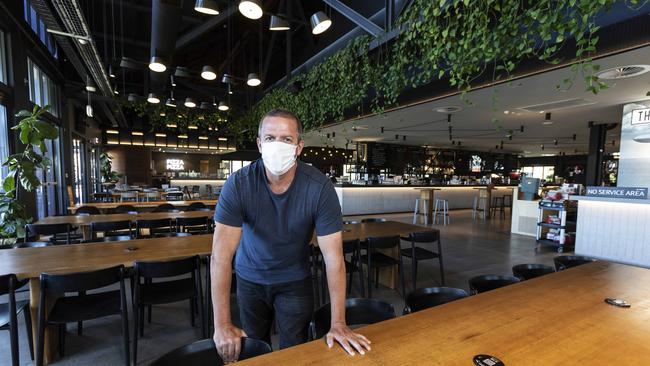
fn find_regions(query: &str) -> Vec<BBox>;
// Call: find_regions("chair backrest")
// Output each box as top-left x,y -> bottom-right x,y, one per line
25,223 -> 71,243
312,298 -> 396,339
367,235 -> 400,250
136,218 -> 173,237
114,204 -> 137,214
90,220 -> 133,238
512,264 -> 555,280
407,230 -> 440,243
187,202 -> 207,211
361,218 -> 387,223
343,220 -> 359,225
0,273 -> 16,296
135,255 -> 199,279
150,338 -> 271,366
40,265 -> 124,293
405,287 -> 468,314
153,203 -> 176,212
75,206 -> 101,215
176,216 -> 210,231
14,241 -> 54,248
553,256 -> 595,271
166,192 -> 184,201
342,239 -> 360,255
468,275 -> 520,294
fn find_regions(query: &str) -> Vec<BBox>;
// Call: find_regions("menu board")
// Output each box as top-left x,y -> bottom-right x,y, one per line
368,143 -> 388,168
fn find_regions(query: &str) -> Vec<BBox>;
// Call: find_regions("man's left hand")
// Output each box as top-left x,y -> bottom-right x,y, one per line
325,323 -> 372,356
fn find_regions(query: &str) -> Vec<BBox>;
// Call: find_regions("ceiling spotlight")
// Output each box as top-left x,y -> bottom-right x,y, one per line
222,74 -> 234,84
311,11 -> 332,35
128,93 -> 139,102
239,0 -> 263,19
147,93 -> 160,104
149,56 -> 167,72
247,73 -> 261,86
170,75 -> 176,87
269,15 -> 290,31
227,84 -> 233,95
113,85 -> 119,95
165,97 -> 177,108
184,97 -> 197,108
174,66 -> 192,78
542,112 -> 553,125
85,77 -> 96,92
201,65 -> 217,80
200,101 -> 211,110
194,0 -> 219,15
77,38 -> 88,45
218,101 -> 229,111
108,64 -> 115,78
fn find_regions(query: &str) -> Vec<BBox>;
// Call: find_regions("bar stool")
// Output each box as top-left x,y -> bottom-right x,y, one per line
412,198 -> 429,224
491,196 -> 506,219
433,199 -> 449,226
472,190 -> 487,221
503,193 -> 513,210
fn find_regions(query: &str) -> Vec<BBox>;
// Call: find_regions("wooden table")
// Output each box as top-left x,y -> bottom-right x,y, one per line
413,188 -> 440,224
67,199 -> 218,213
238,261 -> 650,365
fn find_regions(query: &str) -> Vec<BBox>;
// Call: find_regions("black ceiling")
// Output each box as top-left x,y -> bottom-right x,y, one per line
80,0 -> 387,119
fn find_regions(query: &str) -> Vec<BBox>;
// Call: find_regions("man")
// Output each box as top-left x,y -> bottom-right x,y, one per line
211,109 -> 371,362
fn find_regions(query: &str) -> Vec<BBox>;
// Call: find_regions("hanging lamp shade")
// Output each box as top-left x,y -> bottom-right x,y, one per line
201,65 -> 217,80
269,15 -> 290,31
247,73 -> 261,86
218,101 -> 229,111
149,56 -> 167,72
221,74 -> 234,84
311,11 -> 332,35
184,97 -> 197,108
194,0 -> 219,15
147,93 -> 160,104
174,67 -> 192,78
200,101 -> 211,110
165,97 -> 177,107
239,0 -> 263,19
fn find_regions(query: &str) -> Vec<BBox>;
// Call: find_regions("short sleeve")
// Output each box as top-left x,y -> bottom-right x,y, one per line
314,181 -> 343,236
214,175 -> 244,227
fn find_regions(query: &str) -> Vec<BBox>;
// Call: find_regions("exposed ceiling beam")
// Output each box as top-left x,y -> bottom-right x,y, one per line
175,6 -> 237,50
93,0 -> 202,25
321,0 -> 383,37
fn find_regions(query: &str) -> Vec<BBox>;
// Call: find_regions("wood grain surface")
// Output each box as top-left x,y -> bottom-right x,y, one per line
36,210 -> 215,226
67,199 -> 218,211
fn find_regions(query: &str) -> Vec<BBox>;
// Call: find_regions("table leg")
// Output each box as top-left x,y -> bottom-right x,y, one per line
426,190 -> 435,225
30,278 -> 57,365
486,188 -> 493,220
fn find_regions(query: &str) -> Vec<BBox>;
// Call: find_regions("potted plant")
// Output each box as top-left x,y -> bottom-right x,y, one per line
0,105 -> 59,247
99,151 -> 121,184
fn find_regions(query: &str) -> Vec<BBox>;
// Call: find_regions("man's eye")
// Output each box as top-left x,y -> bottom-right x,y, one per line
265,137 -> 273,141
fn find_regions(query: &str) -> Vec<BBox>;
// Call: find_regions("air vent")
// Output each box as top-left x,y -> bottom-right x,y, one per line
596,65 -> 650,80
434,106 -> 462,113
518,98 -> 596,113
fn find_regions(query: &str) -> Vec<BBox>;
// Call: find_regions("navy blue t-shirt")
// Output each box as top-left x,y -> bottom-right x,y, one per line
214,159 -> 342,285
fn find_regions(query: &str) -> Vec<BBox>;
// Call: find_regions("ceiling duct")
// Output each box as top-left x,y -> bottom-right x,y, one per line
518,98 -> 597,113
150,0 -> 182,90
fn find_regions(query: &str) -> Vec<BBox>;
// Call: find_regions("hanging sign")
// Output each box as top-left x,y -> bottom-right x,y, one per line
631,108 -> 650,125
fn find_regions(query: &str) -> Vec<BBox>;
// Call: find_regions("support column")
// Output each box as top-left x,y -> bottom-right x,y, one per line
585,122 -> 607,186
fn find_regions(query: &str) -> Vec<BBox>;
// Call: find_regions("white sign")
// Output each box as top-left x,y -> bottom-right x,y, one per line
631,108 -> 650,125
166,159 -> 185,171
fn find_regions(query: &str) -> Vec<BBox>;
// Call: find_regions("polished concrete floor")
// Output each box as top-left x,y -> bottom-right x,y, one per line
0,209 -> 563,365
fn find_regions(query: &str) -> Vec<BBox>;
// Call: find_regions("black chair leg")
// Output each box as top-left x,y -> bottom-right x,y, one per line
346,269 -> 353,295
366,260 -> 372,298
121,307 -> 130,366
399,258 -> 407,299
412,259 -> 418,290
36,307 -> 45,366
139,306 -> 145,337
438,240 -> 445,286
189,299 -> 195,327
375,268 -> 379,289
24,308 -> 34,361
358,260 -> 365,298
133,303 -> 139,365
58,324 -> 65,357
9,310 -> 18,366
147,305 -> 152,324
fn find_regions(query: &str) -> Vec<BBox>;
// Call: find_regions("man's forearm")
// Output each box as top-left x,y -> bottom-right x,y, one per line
211,258 -> 234,327
325,259 -> 347,325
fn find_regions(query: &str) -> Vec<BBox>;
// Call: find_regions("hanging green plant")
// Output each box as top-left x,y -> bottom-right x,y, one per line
120,100 -> 229,134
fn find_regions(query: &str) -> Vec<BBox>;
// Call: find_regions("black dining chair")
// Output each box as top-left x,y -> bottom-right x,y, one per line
403,287 -> 468,314
361,235 -> 406,298
114,205 -> 138,214
150,337 -> 272,366
91,192 -> 112,203
361,218 -> 387,223
135,218 -> 174,238
36,265 -> 130,366
176,216 -> 212,234
310,298 -> 395,340
25,223 -> 74,245
186,202 -> 208,211
153,203 -> 177,213
203,256 -> 238,335
132,256 -> 205,364
553,256 -> 595,271
1,274 -> 34,366
512,264 -> 555,280
89,220 -> 133,239
400,230 -> 444,290
74,206 -> 101,215
166,191 -> 184,201
468,275 -> 520,295
317,239 -> 365,302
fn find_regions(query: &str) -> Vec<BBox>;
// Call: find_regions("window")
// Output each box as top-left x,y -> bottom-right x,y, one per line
0,105 -> 9,183
521,166 -> 555,181
27,58 -> 59,116
23,0 -> 58,58
0,30 -> 7,85
36,134 -> 62,219
72,138 -> 87,204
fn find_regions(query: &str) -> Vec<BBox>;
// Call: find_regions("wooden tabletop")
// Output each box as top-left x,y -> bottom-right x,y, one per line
67,200 -> 218,211
238,261 -> 650,365
339,221 -> 432,242
37,210 -> 215,226
412,187 -> 441,190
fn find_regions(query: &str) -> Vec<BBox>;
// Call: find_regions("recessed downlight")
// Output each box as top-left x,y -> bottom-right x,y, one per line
434,106 -> 462,113
596,65 -> 650,80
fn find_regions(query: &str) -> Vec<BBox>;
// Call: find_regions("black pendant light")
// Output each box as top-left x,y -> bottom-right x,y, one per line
311,11 -> 332,35
194,0 -> 219,15
239,0 -> 263,19
269,15 -> 290,31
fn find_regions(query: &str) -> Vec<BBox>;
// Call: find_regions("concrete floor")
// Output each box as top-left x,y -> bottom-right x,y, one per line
0,209 -> 562,365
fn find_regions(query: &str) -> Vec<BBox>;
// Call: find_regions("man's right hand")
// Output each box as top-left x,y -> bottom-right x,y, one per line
214,323 -> 247,363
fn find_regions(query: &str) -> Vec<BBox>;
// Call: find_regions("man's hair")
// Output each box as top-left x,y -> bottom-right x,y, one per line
258,109 -> 303,140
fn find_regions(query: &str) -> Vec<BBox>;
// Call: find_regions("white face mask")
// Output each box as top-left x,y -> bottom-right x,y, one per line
261,141 -> 298,176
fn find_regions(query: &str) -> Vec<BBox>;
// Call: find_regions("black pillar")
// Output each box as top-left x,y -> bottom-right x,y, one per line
585,123 -> 607,186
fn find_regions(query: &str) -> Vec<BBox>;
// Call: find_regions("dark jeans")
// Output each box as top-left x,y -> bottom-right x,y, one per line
236,275 -> 314,349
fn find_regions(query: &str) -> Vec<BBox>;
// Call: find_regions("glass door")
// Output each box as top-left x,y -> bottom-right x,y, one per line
72,138 -> 87,204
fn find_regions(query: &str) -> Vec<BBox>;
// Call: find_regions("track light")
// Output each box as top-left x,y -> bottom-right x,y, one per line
149,56 -> 167,72
85,76 -> 96,92
113,85 -> 119,95
221,74 -> 234,84
201,65 -> 217,80
184,98 -> 197,108
108,65 -> 115,78
174,67 -> 192,78
247,73 -> 261,86
218,101 -> 229,111
147,93 -> 160,104
311,11 -> 332,35
170,75 -> 176,87
165,96 -> 176,108
194,0 -> 219,15
269,15 -> 290,31
542,112 -> 553,125
239,0 -> 263,19
227,84 -> 233,95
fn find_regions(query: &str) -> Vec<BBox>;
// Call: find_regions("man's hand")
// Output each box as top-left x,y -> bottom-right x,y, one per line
325,323 -> 371,356
213,323 -> 247,363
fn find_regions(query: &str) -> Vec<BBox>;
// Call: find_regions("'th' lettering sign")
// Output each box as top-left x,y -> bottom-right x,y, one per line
631,108 -> 650,125
586,186 -> 648,200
